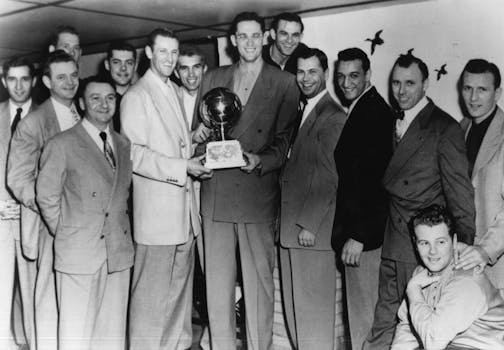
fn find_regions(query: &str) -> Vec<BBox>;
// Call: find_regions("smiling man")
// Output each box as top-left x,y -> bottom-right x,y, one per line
391,205 -> 504,350
363,53 -> 476,350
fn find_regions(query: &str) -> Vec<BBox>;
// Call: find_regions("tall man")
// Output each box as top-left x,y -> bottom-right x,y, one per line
0,56 -> 37,350
104,40 -> 136,132
455,59 -> 504,298
8,50 -> 80,350
121,28 -> 212,350
199,12 -> 299,350
36,76 -> 134,350
333,47 -> 395,350
279,48 -> 346,350
363,54 -> 476,350
262,12 -> 309,74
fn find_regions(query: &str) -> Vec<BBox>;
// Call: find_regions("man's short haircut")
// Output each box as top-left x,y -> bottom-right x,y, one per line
394,53 -> 429,81
270,12 -> 304,32
409,204 -> 455,239
147,27 -> 178,49
178,45 -> 206,65
79,75 -> 114,99
462,58 -> 501,89
2,56 -> 35,78
229,12 -> 265,35
107,40 -> 136,61
336,47 -> 370,72
298,48 -> 328,71
42,50 -> 76,78
50,25 -> 79,47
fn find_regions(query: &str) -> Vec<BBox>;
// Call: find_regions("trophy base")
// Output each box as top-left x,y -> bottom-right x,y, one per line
205,140 -> 246,169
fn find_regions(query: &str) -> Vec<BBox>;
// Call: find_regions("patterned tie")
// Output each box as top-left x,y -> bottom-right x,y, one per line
99,132 -> 116,170
70,105 -> 80,125
11,107 -> 22,134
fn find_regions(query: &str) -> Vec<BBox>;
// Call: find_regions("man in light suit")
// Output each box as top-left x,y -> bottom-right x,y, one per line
36,76 -> 133,350
0,56 -> 37,350
121,27 -> 212,350
332,47 -> 395,350
199,12 -> 299,350
279,48 -> 346,350
455,59 -> 504,298
8,50 -> 80,350
363,53 -> 476,350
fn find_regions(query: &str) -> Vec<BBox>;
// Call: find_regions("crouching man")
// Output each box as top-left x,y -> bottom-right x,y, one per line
392,204 -> 504,350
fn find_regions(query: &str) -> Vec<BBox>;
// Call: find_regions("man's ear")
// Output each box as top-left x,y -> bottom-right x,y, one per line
49,45 -> 56,53
31,76 -> 37,88
269,29 -> 276,41
1,77 -> 5,89
174,68 -> 180,79
42,75 -> 51,90
145,45 -> 153,60
104,59 -> 110,72
230,35 -> 237,48
203,64 -> 208,74
79,97 -> 85,112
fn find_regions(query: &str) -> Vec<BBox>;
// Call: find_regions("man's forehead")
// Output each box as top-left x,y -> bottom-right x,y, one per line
152,35 -> 179,48
462,71 -> 495,86
298,56 -> 322,70
337,59 -> 364,73
236,20 -> 262,33
277,20 -> 302,32
111,49 -> 135,60
57,32 -> 80,45
50,61 -> 77,73
5,65 -> 31,77
393,64 -> 421,79
85,82 -> 115,95
178,55 -> 203,66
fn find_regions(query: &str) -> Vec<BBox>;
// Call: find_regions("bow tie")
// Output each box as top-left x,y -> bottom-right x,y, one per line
395,110 -> 405,120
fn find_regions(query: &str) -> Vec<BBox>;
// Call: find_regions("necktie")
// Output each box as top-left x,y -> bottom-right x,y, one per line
395,110 -> 405,120
99,132 -> 116,170
11,107 -> 22,134
70,105 -> 80,125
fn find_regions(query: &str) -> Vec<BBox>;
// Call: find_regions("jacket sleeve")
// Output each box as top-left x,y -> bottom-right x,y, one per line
390,300 -> 419,350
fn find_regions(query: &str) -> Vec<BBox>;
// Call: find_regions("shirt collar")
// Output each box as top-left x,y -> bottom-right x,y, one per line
306,88 -> 327,109
51,96 -> 75,113
403,95 -> 429,123
9,98 -> 32,119
348,84 -> 373,115
81,118 -> 114,151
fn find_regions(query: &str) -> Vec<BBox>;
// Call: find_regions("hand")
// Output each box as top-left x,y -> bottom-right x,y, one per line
192,123 -> 212,144
241,152 -> 262,173
455,244 -> 489,272
187,155 -> 213,180
341,238 -> 364,267
298,229 -> 316,247
0,199 -> 20,220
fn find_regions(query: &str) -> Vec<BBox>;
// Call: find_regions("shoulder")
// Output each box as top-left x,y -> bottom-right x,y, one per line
264,63 -> 294,83
319,94 -> 346,120
0,101 -> 8,114
19,100 -> 51,130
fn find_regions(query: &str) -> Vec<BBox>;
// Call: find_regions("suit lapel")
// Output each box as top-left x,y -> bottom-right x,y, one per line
471,108 -> 504,181
104,131 -> 129,212
45,100 -> 62,136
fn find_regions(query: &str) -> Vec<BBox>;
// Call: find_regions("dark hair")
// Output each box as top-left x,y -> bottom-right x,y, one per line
298,48 -> 328,71
42,50 -> 76,78
2,56 -> 35,78
270,12 -> 304,32
462,58 -> 501,89
178,45 -> 206,65
50,25 -> 79,47
79,75 -> 115,99
229,12 -> 265,35
107,40 -> 136,61
336,47 -> 370,72
394,53 -> 429,81
409,204 -> 454,239
147,27 -> 178,49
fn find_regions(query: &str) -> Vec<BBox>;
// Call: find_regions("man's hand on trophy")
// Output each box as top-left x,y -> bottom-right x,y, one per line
188,155 -> 213,179
192,123 -> 213,144
241,152 -> 262,173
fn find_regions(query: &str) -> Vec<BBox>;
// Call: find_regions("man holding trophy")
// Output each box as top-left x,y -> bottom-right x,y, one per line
198,11 -> 300,350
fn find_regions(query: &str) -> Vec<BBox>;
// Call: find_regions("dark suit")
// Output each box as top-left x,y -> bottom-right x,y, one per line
200,62 -> 299,350
363,99 -> 476,350
279,92 -> 346,349
332,86 -> 394,350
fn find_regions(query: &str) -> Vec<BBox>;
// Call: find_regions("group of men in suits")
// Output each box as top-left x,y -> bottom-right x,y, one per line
2,8 -> 504,350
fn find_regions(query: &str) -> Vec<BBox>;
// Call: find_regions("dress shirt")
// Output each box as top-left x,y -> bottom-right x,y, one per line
299,89 -> 327,129
233,60 -> 263,106
51,97 -> 80,132
347,84 -> 373,116
9,99 -> 32,124
466,106 -> 497,176
81,118 -> 115,154
392,265 -> 504,350
182,89 -> 197,127
395,96 -> 429,140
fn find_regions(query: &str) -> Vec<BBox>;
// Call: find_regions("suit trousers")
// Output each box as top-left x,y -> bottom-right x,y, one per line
203,218 -> 275,350
0,219 -> 17,350
56,262 -> 130,350
279,246 -> 336,350
362,258 -> 417,350
129,238 -> 195,350
345,247 -> 381,350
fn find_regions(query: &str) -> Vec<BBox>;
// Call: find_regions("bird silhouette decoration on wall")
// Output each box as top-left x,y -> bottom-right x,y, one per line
406,48 -> 414,56
434,64 -> 448,81
365,30 -> 384,55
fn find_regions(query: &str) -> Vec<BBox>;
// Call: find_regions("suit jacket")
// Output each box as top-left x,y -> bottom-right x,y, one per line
280,92 -> 346,250
464,107 -> 504,289
332,86 -> 395,251
382,99 -> 475,263
36,122 -> 133,274
199,62 -> 300,223
121,68 -> 199,245
7,99 -> 61,259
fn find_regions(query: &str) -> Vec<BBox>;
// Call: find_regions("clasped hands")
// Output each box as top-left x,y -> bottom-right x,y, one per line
0,199 -> 20,220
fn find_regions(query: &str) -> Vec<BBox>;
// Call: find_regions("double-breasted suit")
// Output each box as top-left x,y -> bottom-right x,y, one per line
121,68 -> 199,350
279,92 -> 346,349
36,121 -> 133,350
200,62 -> 299,350
364,99 -> 476,350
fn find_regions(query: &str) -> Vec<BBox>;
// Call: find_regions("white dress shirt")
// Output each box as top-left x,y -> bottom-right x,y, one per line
51,97 -> 80,132
300,89 -> 327,129
9,99 -> 32,124
81,118 -> 115,154
182,89 -> 197,127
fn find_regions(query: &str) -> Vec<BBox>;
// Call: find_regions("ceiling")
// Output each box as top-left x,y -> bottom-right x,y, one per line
0,0 -> 404,63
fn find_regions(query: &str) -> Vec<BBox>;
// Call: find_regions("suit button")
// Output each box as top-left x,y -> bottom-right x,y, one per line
404,180 -> 409,185
92,192 -> 97,197
105,213 -> 109,217
100,235 -> 105,239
